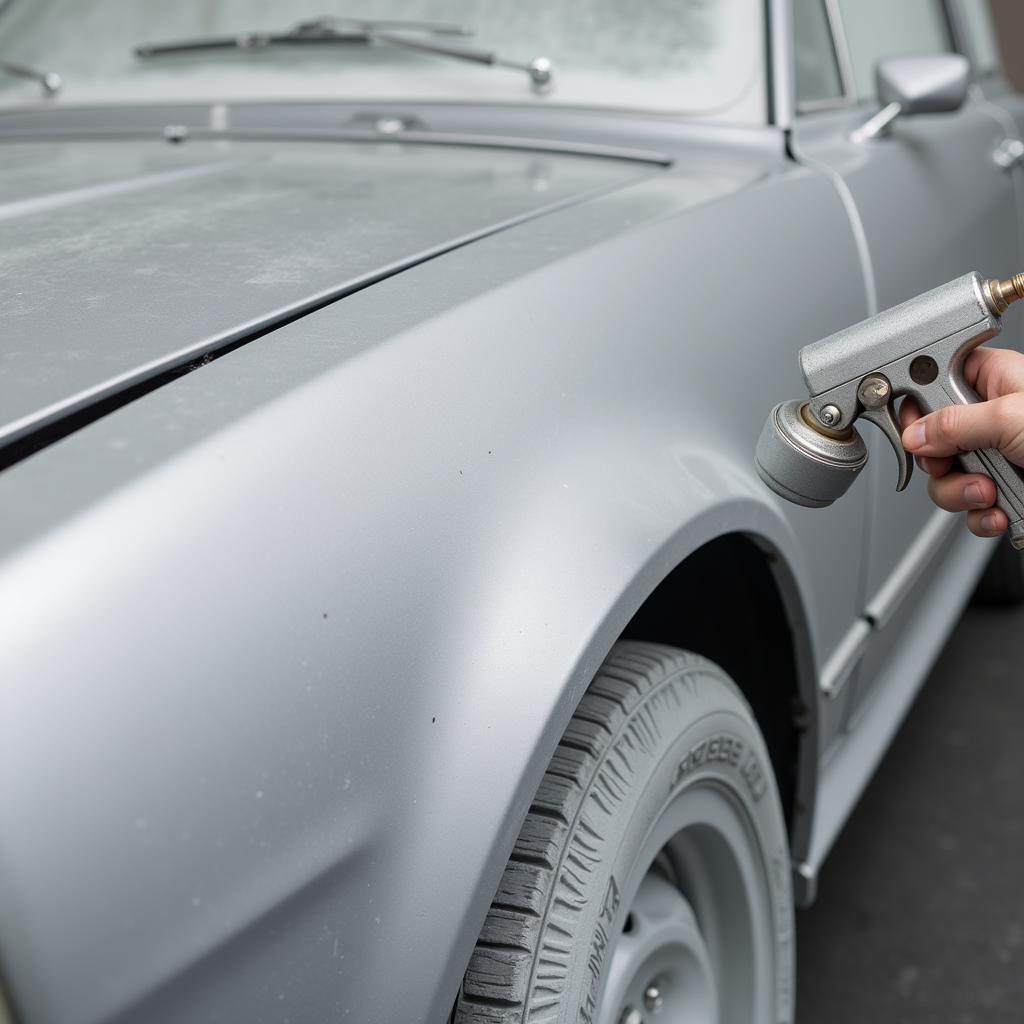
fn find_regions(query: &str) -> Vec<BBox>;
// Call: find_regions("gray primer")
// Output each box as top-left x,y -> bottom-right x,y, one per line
0,138 -> 653,450
0,16 -> 1015,1018
0,130 -> 868,1024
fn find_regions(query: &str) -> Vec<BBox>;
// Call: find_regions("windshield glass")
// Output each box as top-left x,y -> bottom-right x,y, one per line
0,0 -> 766,123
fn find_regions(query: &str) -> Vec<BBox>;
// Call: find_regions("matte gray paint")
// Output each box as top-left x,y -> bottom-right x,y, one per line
0,132 -> 869,1024
0,101 -> 783,164
0,139 -> 653,448
796,521 -> 992,901
977,77 -> 1024,262
792,94 -> 1020,726
0,4 -> 1018,1019
876,53 -> 970,115
783,0 -> 1015,891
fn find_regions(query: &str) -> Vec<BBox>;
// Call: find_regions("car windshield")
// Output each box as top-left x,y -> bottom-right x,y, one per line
0,0 -> 766,123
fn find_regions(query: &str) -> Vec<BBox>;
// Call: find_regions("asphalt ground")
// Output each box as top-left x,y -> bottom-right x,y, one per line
795,597 -> 1024,1023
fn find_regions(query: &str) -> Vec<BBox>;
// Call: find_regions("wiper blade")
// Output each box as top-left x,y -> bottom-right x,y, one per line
134,16 -> 553,91
310,16 -> 474,37
1,58 -> 62,96
136,15 -> 472,55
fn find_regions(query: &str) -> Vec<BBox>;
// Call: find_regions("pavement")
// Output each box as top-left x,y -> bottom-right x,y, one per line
795,599 -> 1024,1023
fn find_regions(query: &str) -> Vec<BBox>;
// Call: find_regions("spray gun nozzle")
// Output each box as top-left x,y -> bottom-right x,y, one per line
985,274 -> 1024,315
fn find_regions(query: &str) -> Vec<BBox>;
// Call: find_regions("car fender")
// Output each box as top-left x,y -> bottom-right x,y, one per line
0,155 -> 864,1024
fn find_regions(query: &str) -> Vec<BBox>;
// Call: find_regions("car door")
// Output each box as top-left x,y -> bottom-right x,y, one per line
790,0 -> 1020,710
953,0 -> 1024,222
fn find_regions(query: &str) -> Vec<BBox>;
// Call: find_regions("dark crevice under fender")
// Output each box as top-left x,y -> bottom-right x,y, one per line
619,532 -> 818,881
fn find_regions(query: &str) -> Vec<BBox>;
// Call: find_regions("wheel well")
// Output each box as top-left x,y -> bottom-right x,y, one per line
448,534 -> 809,1023
619,534 -> 806,834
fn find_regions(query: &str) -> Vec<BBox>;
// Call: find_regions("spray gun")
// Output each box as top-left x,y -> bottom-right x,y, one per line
755,272 -> 1024,550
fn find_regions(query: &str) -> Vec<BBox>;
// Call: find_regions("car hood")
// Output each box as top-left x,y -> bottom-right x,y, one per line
1,138 -> 655,453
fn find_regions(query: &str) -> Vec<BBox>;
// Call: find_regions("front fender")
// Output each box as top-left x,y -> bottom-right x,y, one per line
0,150 -> 860,1024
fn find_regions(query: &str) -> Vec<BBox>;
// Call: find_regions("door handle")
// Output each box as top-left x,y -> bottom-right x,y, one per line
993,137 -> 1024,170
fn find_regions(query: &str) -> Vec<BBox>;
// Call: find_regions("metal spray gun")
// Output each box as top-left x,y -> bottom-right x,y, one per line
755,272 -> 1024,550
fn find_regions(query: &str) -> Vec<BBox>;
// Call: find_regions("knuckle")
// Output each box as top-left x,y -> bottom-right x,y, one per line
933,404 -> 963,444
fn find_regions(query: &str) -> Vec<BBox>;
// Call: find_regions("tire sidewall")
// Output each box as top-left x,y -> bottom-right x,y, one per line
555,661 -> 794,1024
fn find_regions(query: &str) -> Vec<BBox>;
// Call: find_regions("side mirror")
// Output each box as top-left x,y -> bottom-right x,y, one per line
852,53 -> 970,143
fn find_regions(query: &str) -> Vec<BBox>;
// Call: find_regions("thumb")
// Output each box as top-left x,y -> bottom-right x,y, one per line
902,393 -> 1024,462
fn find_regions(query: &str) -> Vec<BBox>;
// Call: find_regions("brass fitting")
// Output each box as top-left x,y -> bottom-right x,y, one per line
984,273 -> 1024,315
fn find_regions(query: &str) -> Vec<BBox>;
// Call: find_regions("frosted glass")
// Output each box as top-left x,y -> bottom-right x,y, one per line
0,0 -> 767,123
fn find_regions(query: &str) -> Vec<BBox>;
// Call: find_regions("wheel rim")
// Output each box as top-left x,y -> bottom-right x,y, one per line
597,781 -> 778,1024
599,872 -> 717,1024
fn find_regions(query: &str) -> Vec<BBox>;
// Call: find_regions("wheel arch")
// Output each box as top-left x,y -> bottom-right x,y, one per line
446,519 -> 819,1024
618,531 -> 818,864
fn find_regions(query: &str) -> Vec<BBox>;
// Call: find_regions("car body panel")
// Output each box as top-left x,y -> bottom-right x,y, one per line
798,511 -> 991,898
791,97 -> 1021,718
777,0 -> 1017,893
0,2 -> 1018,1021
0,139 -> 657,449
0,139 -> 869,1024
975,78 -> 1024,240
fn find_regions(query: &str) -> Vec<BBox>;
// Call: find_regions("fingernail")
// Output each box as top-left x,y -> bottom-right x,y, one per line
964,483 -> 986,505
903,422 -> 926,450
982,512 -> 1001,532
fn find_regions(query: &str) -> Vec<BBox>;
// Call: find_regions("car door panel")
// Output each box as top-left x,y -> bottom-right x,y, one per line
792,99 -> 1020,706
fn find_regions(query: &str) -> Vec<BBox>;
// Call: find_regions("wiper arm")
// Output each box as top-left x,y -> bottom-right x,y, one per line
134,16 -> 553,91
1,58 -> 62,96
368,30 -> 553,90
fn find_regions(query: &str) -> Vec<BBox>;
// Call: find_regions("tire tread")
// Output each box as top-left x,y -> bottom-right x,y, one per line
455,642 -> 720,1024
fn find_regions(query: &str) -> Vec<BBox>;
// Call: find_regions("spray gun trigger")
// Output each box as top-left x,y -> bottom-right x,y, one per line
861,403 -> 913,492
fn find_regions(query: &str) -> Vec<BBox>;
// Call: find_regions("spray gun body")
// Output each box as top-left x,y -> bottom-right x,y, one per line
756,271 -> 1024,550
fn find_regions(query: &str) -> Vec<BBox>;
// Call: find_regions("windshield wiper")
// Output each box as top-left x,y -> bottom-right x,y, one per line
304,16 -> 473,37
1,58 -> 62,96
134,16 -> 553,91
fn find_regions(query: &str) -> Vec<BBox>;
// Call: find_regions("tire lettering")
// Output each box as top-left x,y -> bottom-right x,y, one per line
741,754 -> 767,802
670,733 -> 745,791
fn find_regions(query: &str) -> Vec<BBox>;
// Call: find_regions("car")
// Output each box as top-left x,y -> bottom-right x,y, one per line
0,1 -> 1021,1022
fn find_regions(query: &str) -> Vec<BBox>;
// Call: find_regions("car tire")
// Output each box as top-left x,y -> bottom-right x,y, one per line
972,537 -> 1024,607
455,641 -> 794,1024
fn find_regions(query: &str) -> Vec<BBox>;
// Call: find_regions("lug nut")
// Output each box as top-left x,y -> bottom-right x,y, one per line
643,983 -> 664,1012
643,983 -> 663,1012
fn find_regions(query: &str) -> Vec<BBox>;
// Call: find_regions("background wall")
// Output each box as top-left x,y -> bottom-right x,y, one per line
989,0 -> 1024,90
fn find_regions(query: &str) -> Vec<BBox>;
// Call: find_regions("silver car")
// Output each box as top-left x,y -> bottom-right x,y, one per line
0,2 -> 1020,1022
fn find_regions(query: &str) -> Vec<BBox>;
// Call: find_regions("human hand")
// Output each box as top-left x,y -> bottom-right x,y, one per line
900,347 -> 1024,539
